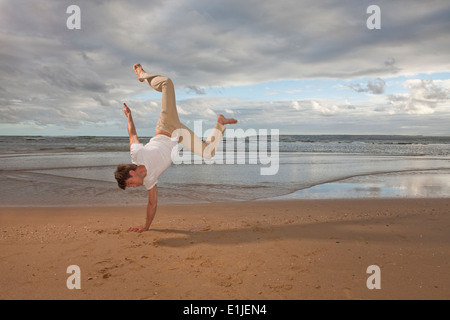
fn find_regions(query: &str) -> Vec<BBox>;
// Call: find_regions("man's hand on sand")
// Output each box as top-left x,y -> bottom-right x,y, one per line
129,225 -> 149,233
123,103 -> 132,118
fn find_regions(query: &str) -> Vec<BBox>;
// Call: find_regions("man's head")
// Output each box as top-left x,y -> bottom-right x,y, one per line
115,164 -> 143,189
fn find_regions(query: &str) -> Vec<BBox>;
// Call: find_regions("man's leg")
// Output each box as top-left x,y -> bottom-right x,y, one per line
133,64 -> 181,135
133,64 -> 237,159
174,121 -> 225,160
173,115 -> 239,159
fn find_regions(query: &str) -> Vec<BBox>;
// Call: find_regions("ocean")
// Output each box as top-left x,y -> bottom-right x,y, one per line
0,135 -> 449,207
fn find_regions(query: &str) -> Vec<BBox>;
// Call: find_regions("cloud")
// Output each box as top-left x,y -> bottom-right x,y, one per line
367,78 -> 386,94
292,101 -> 302,111
349,78 -> 386,94
176,106 -> 191,115
185,86 -> 207,95
311,101 -> 340,116
0,0 -> 449,134
387,79 -> 449,114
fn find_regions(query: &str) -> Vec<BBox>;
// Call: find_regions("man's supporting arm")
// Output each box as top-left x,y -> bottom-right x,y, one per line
129,185 -> 158,233
123,103 -> 140,146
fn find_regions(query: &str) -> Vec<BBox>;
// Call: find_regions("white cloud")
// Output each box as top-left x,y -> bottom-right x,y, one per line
311,101 -> 339,116
292,101 -> 302,111
388,79 -> 449,114
176,106 -> 191,115
205,108 -> 216,117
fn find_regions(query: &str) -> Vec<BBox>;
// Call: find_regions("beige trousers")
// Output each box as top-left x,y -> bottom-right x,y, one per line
140,73 -> 225,159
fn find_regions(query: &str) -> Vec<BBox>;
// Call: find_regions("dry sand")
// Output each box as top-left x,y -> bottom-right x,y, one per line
1,199 -> 449,300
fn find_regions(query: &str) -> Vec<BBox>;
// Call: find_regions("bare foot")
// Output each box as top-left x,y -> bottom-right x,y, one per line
218,114 -> 238,126
133,64 -> 146,82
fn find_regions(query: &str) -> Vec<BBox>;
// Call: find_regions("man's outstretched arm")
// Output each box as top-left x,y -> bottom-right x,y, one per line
123,103 -> 140,146
129,185 -> 158,233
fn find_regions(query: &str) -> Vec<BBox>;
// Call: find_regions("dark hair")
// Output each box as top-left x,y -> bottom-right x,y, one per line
115,164 -> 138,190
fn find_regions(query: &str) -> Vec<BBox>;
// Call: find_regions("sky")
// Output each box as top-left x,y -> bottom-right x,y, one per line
0,0 -> 449,136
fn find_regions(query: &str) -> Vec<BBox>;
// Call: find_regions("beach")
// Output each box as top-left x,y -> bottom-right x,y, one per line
1,198 -> 449,300
2,0 -> 450,305
1,135 -> 449,300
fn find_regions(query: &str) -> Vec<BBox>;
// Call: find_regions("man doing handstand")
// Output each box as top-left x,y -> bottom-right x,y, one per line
115,64 -> 237,232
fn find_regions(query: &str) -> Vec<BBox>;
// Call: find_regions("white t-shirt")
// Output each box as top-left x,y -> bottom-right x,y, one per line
130,135 -> 178,190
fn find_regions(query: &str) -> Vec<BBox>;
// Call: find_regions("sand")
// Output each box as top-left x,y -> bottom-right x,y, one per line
0,199 -> 449,300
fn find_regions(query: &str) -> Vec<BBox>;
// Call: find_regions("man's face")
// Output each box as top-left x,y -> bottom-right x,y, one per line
125,172 -> 143,188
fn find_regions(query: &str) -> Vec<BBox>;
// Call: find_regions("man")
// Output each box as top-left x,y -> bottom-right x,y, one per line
115,64 -> 237,232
